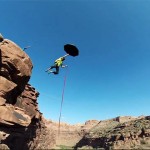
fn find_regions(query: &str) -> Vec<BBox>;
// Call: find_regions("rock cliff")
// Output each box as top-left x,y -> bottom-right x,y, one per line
0,38 -> 54,149
41,116 -> 148,149
74,116 -> 150,149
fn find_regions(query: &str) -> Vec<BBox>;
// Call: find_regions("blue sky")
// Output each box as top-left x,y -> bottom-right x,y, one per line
1,0 -> 150,124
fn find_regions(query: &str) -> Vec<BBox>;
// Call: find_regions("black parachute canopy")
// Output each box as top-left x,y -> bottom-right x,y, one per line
64,44 -> 79,57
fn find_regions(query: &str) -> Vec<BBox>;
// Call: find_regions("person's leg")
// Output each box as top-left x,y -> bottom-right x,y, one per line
46,64 -> 56,72
54,66 -> 59,74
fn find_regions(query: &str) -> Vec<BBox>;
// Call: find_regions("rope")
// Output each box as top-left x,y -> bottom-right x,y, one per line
58,67 -> 68,135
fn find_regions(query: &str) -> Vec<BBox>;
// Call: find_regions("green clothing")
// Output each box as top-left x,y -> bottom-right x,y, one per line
55,57 -> 64,67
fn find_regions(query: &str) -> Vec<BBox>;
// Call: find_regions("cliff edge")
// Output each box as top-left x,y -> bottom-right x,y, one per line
0,38 -> 55,149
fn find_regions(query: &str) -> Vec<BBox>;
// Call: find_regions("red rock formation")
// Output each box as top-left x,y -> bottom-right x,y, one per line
0,38 -> 50,150
0,39 -> 32,104
74,116 -> 150,149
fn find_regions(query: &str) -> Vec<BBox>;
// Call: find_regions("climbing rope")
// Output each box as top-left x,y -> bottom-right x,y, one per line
58,67 -> 68,135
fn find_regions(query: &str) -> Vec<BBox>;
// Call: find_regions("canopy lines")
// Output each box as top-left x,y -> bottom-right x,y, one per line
58,66 -> 68,135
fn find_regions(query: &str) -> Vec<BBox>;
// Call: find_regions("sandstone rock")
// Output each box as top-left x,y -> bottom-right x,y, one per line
0,97 -> 6,106
75,116 -> 150,149
114,134 -> 121,141
85,120 -> 99,126
115,116 -> 137,123
0,144 -> 9,150
143,128 -> 150,137
0,131 -> 9,141
146,116 -> 150,120
0,39 -> 32,91
0,38 -> 49,150
0,76 -> 17,103
0,105 -> 31,126
15,84 -> 40,119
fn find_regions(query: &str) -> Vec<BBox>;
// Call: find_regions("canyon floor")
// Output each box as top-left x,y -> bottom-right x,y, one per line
38,115 -> 150,149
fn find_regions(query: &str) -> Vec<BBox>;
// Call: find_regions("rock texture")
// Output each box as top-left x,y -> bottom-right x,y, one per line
0,39 -> 54,149
36,115 -> 150,150
44,120 -> 83,149
74,116 -> 150,149
0,39 -> 32,104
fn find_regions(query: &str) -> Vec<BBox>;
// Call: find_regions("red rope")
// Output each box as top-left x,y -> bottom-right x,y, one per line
58,67 -> 68,135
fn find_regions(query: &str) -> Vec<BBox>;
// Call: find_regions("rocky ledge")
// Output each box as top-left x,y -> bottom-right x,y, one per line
75,116 -> 150,149
0,38 -> 54,149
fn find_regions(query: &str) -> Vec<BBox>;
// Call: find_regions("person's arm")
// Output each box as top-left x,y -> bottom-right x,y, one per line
61,62 -> 67,68
63,54 -> 69,58
61,64 -> 68,68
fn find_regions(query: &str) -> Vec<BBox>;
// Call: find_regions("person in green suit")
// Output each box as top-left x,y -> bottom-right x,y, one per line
46,54 -> 68,74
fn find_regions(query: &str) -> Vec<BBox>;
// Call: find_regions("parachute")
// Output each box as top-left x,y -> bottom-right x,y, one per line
64,44 -> 79,57
58,44 -> 79,135
46,44 -> 79,134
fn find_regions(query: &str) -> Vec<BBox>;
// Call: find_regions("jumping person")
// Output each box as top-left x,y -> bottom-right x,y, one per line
46,54 -> 69,75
